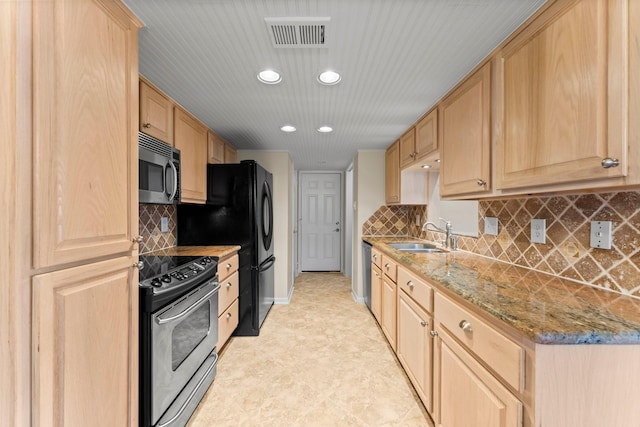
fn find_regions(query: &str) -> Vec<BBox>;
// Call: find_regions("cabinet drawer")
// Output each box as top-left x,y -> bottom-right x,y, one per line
381,255 -> 397,283
218,270 -> 239,313
218,254 -> 238,282
371,247 -> 382,268
435,293 -> 524,392
397,266 -> 433,313
217,298 -> 238,350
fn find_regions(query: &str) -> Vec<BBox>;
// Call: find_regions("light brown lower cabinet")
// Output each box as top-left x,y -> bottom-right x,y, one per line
216,253 -> 239,350
371,264 -> 383,323
397,289 -> 433,413
380,276 -> 397,351
434,328 -> 521,427
32,255 -> 138,427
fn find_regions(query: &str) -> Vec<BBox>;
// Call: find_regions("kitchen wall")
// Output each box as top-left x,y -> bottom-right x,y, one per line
138,204 -> 177,254
364,191 -> 640,298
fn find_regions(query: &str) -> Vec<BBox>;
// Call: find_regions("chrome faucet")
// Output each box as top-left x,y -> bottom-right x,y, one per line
422,218 -> 457,250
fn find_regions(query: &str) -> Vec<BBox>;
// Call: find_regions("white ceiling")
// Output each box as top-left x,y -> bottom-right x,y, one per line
123,0 -> 547,171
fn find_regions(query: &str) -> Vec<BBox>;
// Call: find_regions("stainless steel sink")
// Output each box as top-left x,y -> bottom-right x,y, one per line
388,242 -> 445,253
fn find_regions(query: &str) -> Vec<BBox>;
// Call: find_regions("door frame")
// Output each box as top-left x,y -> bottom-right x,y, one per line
297,171 -> 345,273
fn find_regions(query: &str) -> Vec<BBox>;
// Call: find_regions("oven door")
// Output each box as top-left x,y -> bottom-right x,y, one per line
151,278 -> 219,425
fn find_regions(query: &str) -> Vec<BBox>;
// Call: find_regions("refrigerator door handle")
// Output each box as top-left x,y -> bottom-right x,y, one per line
256,256 -> 276,272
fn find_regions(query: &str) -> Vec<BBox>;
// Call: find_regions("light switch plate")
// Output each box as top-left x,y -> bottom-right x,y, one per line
530,219 -> 546,244
484,217 -> 498,236
161,216 -> 169,233
590,221 -> 612,249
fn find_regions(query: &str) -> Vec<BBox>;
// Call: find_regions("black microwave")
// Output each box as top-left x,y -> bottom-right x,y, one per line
139,132 -> 181,204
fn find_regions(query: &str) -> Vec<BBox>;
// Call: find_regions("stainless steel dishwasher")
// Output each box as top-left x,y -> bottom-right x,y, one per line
362,241 -> 372,310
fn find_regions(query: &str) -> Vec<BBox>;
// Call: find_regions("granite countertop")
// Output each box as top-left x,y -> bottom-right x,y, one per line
144,245 -> 241,259
364,236 -> 640,345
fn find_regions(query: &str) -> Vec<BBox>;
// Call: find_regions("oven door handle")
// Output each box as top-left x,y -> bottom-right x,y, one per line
156,283 -> 220,325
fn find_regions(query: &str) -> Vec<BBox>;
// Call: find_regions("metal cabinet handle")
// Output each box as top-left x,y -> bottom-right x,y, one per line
132,236 -> 144,243
133,261 -> 144,270
459,320 -> 473,333
372,254 -> 377,260
601,158 -> 620,168
226,263 -> 232,269
384,263 -> 390,269
477,179 -> 486,186
430,330 -> 438,337
407,281 -> 414,289
143,123 -> 151,129
226,312 -> 232,319
420,320 -> 428,327
226,282 -> 232,288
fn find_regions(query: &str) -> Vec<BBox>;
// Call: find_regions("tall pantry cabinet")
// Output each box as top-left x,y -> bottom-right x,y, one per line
3,0 -> 142,426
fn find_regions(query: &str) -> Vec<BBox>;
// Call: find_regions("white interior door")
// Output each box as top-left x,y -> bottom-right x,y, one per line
300,172 -> 342,271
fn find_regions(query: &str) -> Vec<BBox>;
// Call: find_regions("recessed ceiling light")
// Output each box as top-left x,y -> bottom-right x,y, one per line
435,159 -> 441,163
317,126 -> 333,133
421,165 -> 432,169
280,125 -> 296,132
258,69 -> 282,84
318,70 -> 341,85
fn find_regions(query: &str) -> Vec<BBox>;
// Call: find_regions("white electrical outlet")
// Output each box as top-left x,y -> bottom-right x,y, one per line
530,219 -> 546,244
415,214 -> 421,226
484,217 -> 498,236
161,216 -> 169,233
590,221 -> 612,249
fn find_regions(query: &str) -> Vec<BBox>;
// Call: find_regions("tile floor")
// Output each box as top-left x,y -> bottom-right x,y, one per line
187,272 -> 434,426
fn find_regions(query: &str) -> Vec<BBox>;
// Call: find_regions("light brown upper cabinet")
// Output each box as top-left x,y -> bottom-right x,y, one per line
439,62 -> 491,198
385,141 -> 401,204
224,141 -> 238,163
32,0 -> 139,268
174,107 -> 208,203
400,109 -> 439,169
207,130 -> 225,164
140,79 -> 174,145
496,0 -> 628,190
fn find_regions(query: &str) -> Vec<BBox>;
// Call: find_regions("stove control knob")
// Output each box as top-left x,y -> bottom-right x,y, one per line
150,278 -> 162,288
161,274 -> 171,283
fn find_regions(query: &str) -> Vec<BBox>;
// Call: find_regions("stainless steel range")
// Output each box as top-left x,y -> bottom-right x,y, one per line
139,255 -> 219,427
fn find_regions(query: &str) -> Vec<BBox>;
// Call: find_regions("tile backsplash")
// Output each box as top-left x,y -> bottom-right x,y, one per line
138,204 -> 177,254
364,191 -> 640,298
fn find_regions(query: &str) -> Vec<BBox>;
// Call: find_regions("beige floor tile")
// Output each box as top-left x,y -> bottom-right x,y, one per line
187,272 -> 434,427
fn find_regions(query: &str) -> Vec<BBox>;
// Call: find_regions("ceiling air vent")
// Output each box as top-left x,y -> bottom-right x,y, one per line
265,17 -> 330,48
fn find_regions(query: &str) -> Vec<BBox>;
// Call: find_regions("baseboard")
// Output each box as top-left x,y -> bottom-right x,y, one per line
274,284 -> 294,305
352,289 -> 364,304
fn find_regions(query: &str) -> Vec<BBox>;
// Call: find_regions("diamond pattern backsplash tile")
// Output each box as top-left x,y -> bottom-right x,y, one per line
364,191 -> 640,298
139,204 -> 177,254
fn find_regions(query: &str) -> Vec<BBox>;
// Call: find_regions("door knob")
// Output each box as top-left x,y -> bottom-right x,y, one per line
334,228 -> 340,232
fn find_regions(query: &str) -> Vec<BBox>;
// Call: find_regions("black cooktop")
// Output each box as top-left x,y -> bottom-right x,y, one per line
138,255 -> 201,282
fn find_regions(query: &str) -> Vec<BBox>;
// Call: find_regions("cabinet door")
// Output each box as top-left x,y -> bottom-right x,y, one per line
174,107 -> 208,203
33,255 -> 138,427
397,290 -> 433,413
381,276 -> 397,351
440,63 -> 491,197
399,128 -> 417,169
207,130 -> 224,164
371,264 -> 383,323
224,141 -> 238,163
497,0 -> 628,189
32,0 -> 139,268
139,80 -> 173,144
415,109 -> 438,162
385,141 -> 400,204
435,329 -> 522,427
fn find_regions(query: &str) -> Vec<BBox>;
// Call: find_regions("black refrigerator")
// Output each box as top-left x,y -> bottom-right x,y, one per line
177,160 -> 275,336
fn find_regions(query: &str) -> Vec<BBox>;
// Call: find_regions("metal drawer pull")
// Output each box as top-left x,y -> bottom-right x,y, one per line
384,263 -> 390,268
420,320 -> 428,327
133,261 -> 144,270
430,331 -> 438,337
407,281 -> 414,289
226,282 -> 232,288
459,320 -> 473,333
132,236 -> 144,243
143,123 -> 151,129
226,312 -> 232,319
477,179 -> 486,186
226,263 -> 232,269
601,158 -> 620,168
